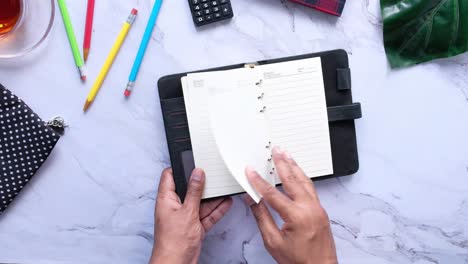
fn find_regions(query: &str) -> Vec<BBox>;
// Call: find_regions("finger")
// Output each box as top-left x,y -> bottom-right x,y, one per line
183,168 -> 205,214
272,147 -> 309,201
157,168 -> 181,204
244,195 -> 282,250
200,197 -> 228,219
158,168 -> 176,193
245,166 -> 293,219
283,152 -> 319,202
201,197 -> 233,232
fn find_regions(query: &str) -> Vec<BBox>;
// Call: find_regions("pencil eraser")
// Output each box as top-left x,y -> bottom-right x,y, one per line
124,90 -> 131,97
131,8 -> 138,15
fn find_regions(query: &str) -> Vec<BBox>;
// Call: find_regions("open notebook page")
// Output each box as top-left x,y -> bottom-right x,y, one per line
206,68 -> 275,203
260,57 -> 334,183
182,69 -> 261,199
182,57 -> 333,199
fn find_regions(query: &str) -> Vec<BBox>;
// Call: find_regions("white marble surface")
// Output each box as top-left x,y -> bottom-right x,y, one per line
0,0 -> 467,263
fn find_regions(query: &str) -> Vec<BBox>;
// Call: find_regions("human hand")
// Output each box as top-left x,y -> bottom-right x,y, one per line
245,147 -> 338,264
150,168 -> 233,264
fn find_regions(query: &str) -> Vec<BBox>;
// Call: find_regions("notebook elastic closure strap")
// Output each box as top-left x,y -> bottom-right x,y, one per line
327,103 -> 362,122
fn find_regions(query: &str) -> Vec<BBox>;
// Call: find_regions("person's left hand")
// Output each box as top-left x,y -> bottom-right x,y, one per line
149,168 -> 233,264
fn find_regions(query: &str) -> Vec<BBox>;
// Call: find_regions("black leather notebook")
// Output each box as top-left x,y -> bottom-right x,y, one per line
158,49 -> 361,201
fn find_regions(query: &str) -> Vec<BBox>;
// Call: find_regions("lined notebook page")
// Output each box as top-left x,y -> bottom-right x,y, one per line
260,58 -> 334,183
206,69 -> 274,202
182,72 -> 245,198
182,57 -> 333,199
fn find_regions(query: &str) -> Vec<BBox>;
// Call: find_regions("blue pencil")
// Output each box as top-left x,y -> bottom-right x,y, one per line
124,0 -> 163,97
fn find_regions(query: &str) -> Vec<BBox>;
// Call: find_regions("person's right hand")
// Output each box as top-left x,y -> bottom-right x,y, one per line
244,147 -> 338,264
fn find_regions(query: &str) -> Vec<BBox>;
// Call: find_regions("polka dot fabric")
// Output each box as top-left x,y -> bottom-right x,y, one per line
0,84 -> 60,213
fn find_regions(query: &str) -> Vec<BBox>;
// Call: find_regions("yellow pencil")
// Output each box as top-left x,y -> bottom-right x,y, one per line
83,8 -> 138,112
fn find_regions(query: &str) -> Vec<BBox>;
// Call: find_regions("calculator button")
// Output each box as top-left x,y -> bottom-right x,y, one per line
189,0 -> 232,27
221,5 -> 231,16
195,16 -> 205,24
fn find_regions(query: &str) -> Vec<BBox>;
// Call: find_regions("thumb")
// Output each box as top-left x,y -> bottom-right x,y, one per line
183,168 -> 205,214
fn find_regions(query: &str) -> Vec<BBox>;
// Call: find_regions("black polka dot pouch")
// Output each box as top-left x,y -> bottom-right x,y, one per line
0,84 -> 60,214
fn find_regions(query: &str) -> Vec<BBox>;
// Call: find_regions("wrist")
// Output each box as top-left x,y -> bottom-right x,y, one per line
149,245 -> 198,264
150,251 -> 183,264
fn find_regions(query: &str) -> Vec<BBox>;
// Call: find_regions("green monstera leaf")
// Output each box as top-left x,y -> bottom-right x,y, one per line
381,0 -> 468,68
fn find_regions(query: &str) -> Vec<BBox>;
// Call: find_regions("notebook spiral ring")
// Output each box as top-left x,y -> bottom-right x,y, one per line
256,79 -> 266,113
255,78 -> 274,175
267,145 -> 275,175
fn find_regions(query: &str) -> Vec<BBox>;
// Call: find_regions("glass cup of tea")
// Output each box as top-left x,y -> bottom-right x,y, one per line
0,0 -> 55,59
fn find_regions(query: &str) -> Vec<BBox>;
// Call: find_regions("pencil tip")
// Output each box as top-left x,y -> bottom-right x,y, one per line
83,101 -> 91,112
84,49 -> 89,62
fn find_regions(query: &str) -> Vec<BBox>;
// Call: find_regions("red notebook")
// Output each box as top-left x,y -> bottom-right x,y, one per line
290,0 -> 346,16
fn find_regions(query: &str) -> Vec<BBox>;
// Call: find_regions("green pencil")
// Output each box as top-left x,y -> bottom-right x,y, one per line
57,0 -> 86,81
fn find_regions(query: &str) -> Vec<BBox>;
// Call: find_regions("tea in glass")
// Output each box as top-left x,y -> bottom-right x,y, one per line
0,0 -> 22,35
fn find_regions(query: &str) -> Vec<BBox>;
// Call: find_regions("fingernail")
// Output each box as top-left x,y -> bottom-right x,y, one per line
283,151 -> 292,160
245,166 -> 258,182
245,165 -> 256,174
191,168 -> 204,182
272,146 -> 282,155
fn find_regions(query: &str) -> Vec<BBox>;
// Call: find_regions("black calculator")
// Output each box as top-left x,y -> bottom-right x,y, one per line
188,0 -> 233,27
